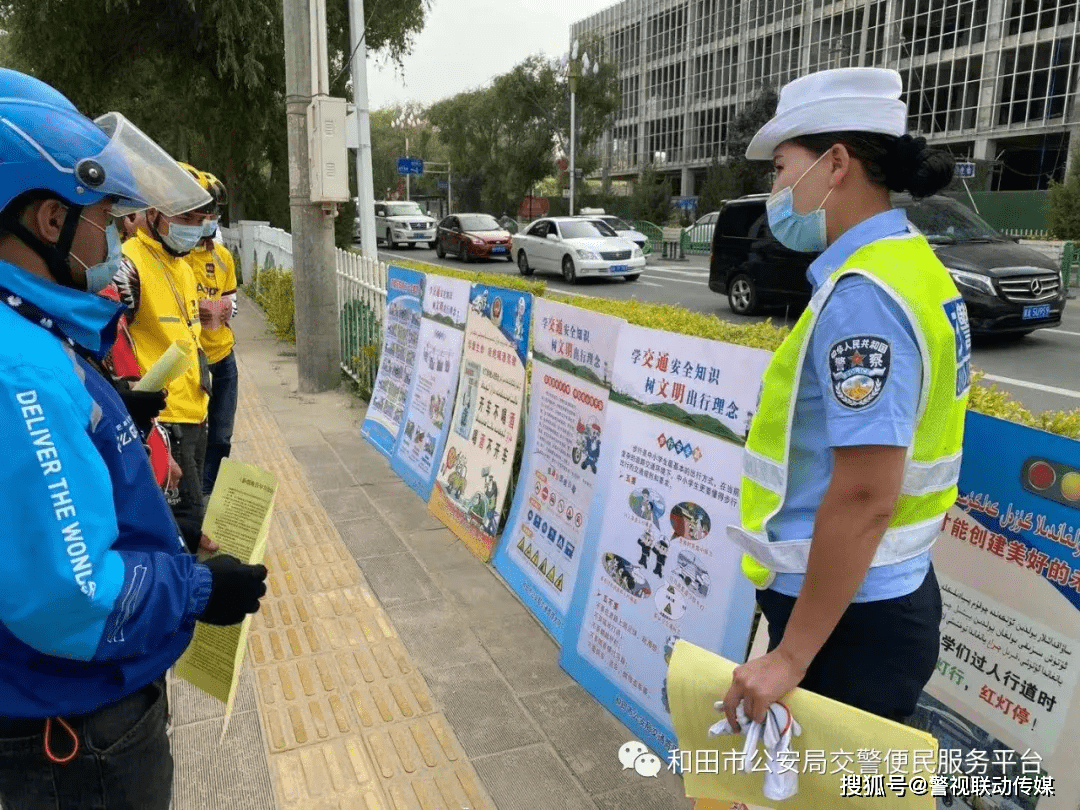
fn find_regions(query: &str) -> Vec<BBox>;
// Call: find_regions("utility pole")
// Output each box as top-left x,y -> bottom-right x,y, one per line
349,0 -> 377,260
283,0 -> 341,392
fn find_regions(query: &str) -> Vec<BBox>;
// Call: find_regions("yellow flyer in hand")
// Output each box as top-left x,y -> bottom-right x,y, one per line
669,640 -> 938,810
132,340 -> 193,392
174,458 -> 278,736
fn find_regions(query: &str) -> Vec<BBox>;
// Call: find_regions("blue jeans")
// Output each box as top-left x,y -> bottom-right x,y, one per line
0,678 -> 172,810
203,351 -> 238,496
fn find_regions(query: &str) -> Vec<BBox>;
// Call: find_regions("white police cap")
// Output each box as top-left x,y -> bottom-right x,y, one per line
745,68 -> 908,161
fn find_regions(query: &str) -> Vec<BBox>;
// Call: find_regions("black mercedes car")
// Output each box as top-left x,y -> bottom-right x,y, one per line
708,193 -> 1067,337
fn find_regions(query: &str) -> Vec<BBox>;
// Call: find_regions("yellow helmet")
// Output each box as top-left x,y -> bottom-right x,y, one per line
201,171 -> 228,212
175,162 -> 218,214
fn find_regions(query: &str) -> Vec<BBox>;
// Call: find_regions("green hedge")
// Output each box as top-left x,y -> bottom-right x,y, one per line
246,255 -> 1080,440
245,264 -> 295,343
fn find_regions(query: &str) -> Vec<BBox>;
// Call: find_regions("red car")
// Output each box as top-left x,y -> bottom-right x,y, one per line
435,213 -> 514,262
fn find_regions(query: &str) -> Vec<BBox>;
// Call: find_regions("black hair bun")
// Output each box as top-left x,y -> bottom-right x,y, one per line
885,134 -> 955,199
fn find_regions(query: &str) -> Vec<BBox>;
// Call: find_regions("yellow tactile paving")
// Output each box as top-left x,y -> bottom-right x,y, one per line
230,367 -> 497,810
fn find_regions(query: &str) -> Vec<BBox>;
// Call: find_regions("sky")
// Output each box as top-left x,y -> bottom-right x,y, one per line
366,0 -> 620,111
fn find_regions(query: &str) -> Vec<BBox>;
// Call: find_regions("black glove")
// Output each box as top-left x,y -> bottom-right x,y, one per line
118,386 -> 166,435
199,554 -> 268,626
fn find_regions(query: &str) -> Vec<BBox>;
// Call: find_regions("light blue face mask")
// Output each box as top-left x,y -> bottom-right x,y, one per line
201,217 -> 219,239
765,152 -> 834,254
161,220 -> 204,254
73,217 -> 124,293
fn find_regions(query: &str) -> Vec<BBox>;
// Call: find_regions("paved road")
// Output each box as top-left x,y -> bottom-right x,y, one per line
378,245 -> 1080,416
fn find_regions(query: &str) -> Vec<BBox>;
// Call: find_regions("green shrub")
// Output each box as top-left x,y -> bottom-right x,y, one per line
245,266 -> 295,343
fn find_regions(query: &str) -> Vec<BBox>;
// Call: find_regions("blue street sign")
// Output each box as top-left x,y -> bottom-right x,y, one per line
397,157 -> 424,176
437,179 -> 449,190
955,161 -> 976,179
673,196 -> 698,211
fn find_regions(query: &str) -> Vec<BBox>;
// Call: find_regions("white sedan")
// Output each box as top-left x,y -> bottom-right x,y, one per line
512,217 -> 645,283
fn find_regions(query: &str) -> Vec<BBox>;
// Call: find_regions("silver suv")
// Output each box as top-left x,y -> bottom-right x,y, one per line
375,201 -> 437,249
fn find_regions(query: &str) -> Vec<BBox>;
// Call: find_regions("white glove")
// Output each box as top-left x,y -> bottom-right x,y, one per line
708,701 -> 802,802
708,702 -> 763,774
762,703 -> 801,802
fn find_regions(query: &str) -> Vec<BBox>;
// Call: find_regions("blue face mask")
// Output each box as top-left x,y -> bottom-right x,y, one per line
161,220 -> 204,254
765,152 -> 834,254
72,217 -> 123,293
202,217 -> 219,239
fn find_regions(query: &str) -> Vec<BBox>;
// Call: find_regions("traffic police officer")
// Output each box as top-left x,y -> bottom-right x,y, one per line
721,68 -> 970,726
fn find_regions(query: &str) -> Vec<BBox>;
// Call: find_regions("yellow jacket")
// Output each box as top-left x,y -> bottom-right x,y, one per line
188,241 -> 237,364
118,230 -> 209,424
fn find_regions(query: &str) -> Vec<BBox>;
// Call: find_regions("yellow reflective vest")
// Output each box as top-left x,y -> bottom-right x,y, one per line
728,233 -> 970,588
120,230 -> 209,424
188,242 -> 237,365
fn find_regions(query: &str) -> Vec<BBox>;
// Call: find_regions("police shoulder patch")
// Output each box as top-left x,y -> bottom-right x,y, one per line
827,334 -> 892,410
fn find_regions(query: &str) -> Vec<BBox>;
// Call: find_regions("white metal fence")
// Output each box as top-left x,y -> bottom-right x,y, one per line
335,247 -> 388,391
227,220 -> 388,392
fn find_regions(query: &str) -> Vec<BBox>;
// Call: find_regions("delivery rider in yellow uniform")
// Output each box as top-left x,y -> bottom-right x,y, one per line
116,163 -> 213,550
186,171 -> 239,496
720,68 -> 970,726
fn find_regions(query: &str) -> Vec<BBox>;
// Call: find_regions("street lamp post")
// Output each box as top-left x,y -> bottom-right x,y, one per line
566,39 -> 599,217
392,111 -> 422,200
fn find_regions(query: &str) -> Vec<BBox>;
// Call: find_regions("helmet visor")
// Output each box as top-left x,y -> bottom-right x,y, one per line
90,113 -> 211,216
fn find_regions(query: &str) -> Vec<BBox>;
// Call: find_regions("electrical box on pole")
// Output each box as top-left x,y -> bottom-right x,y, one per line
307,95 -> 350,203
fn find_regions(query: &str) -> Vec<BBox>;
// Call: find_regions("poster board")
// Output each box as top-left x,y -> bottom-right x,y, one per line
493,298 -> 624,642
914,412 -> 1080,809
428,284 -> 532,562
391,274 -> 472,500
560,324 -> 772,756
360,266 -> 424,457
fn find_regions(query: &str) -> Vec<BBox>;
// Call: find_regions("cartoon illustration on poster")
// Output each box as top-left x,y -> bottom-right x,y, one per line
912,412 -> 1080,809
360,266 -> 424,457
492,298 -> 624,642
560,324 -> 772,756
391,275 -> 472,499
428,284 -> 532,562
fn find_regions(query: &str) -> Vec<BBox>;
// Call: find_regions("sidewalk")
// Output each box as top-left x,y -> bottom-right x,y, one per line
169,292 -> 692,810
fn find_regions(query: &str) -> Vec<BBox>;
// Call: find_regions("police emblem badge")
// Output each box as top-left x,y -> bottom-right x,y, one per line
828,334 -> 892,410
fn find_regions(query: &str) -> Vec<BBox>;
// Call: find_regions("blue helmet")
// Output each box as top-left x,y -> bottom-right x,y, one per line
0,68 -> 209,287
0,69 -> 209,216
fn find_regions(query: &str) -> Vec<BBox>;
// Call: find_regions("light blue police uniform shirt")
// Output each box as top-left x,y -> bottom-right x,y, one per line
769,208 -> 930,603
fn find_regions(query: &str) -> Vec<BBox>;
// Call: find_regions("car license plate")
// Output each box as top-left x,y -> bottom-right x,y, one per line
491,246 -> 506,254
610,264 -> 629,273
411,232 -> 425,239
1023,304 -> 1051,320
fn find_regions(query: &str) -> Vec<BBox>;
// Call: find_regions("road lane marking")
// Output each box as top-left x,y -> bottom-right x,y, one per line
1051,329 -> 1080,337
979,374 -> 1080,401
647,267 -> 710,278
644,274 -> 709,286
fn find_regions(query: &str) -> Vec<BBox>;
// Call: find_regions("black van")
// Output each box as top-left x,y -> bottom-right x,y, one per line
708,194 -> 1067,336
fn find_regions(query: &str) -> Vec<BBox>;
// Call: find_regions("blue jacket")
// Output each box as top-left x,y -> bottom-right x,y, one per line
0,261 -> 212,718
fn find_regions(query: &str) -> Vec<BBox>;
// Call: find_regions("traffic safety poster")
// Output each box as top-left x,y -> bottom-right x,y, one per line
391,274 -> 472,500
561,323 -> 772,756
428,283 -> 532,562
361,266 -> 424,457
919,411 -> 1080,809
493,298 -> 624,643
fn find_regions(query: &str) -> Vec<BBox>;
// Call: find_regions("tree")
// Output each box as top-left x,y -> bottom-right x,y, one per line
630,166 -> 672,225
1047,151 -> 1080,239
697,158 -> 728,213
426,51 -> 619,214
1,0 -> 430,242
709,87 -> 778,200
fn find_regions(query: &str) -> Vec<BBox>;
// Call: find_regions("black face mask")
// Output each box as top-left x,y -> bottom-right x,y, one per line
0,198 -> 85,289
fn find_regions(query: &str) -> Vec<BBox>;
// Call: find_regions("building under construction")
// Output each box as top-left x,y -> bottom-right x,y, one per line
572,0 -> 1080,195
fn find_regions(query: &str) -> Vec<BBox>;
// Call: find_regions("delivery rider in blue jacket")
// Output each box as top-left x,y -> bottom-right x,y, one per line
0,68 -> 267,810
721,68 -> 970,726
